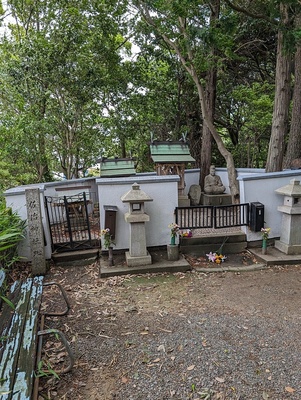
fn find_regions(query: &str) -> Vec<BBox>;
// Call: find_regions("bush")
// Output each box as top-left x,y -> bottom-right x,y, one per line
0,198 -> 26,268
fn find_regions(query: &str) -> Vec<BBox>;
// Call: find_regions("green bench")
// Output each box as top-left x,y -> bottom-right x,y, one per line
0,269 -> 74,399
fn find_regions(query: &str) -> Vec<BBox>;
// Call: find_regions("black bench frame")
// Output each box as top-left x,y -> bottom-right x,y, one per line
0,270 -> 74,400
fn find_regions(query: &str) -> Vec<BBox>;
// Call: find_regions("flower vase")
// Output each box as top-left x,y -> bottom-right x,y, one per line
262,239 -> 267,255
108,247 -> 114,266
170,235 -> 176,246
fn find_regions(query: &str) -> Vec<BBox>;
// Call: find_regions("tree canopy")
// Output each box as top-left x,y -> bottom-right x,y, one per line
0,0 -> 300,192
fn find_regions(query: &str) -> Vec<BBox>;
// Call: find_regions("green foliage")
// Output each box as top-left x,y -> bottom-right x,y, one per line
0,0 -> 299,179
0,0 -> 130,180
35,360 -> 60,380
0,199 -> 26,267
0,295 -> 15,310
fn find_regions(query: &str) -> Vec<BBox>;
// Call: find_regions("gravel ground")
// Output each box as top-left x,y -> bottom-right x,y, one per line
100,313 -> 300,400
40,261 -> 301,400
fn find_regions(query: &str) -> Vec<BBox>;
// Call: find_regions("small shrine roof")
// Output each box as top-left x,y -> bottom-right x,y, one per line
98,158 -> 136,177
150,141 -> 195,164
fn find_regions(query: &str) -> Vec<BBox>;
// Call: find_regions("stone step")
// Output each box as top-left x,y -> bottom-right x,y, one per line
52,248 -> 99,266
179,232 -> 247,257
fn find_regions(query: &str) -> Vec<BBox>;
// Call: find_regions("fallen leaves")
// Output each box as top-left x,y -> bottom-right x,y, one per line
138,326 -> 150,335
285,386 -> 295,393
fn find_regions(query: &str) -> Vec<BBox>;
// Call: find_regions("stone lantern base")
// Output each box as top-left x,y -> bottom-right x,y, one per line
274,240 -> 301,255
125,251 -> 152,267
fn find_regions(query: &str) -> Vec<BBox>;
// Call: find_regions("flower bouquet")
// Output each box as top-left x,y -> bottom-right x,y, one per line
261,227 -> 270,254
206,251 -> 227,264
261,227 -> 270,240
168,223 -> 180,245
100,228 -> 115,266
181,230 -> 192,238
100,228 -> 115,249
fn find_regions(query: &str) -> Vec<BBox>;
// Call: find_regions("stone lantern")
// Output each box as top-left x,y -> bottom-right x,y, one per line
121,183 -> 153,267
274,179 -> 301,254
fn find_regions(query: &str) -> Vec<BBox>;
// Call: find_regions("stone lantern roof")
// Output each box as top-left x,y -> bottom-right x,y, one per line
121,183 -> 153,203
275,179 -> 301,197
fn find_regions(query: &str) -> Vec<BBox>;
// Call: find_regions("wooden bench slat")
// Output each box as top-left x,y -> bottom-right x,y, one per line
0,277 -> 43,400
14,277 -> 43,400
0,269 -> 6,287
0,279 -> 34,400
0,269 -> 7,310
1,273 -> 72,400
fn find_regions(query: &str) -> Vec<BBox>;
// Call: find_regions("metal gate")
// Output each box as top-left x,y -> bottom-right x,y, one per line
45,192 -> 100,252
175,203 -> 249,229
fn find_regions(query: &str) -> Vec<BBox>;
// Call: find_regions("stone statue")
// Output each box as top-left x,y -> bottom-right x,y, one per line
204,165 -> 225,195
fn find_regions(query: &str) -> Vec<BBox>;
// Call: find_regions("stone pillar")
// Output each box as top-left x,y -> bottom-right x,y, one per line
25,189 -> 46,275
129,222 -> 148,257
167,244 -> 179,261
121,183 -> 153,267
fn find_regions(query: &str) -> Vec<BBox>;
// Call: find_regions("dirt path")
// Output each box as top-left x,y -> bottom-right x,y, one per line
39,261 -> 301,399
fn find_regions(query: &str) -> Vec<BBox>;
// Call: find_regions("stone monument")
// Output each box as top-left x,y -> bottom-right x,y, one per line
188,184 -> 202,206
274,179 -> 301,254
25,189 -> 46,275
121,183 -> 153,267
202,165 -> 231,206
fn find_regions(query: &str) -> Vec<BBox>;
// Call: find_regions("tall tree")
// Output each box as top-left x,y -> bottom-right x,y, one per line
0,0 -> 129,180
224,0 -> 301,172
265,2 -> 292,172
283,12 -> 301,168
200,0 -> 220,189
134,0 -> 240,201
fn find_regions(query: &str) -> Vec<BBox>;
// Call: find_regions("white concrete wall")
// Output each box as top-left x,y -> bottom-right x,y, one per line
5,167 -> 301,260
97,175 -> 180,250
4,177 -> 99,261
43,177 -> 97,198
239,170 -> 301,241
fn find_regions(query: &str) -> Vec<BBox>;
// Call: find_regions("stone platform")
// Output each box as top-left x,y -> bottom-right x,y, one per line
201,193 -> 232,206
100,250 -> 191,278
248,245 -> 301,266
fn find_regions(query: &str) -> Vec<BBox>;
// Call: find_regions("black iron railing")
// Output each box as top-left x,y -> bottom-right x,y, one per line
175,203 -> 249,229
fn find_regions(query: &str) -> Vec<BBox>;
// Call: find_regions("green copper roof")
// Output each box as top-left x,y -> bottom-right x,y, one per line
99,158 -> 136,177
150,141 -> 195,163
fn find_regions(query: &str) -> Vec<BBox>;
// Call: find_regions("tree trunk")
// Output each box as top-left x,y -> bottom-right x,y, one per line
199,0 -> 220,190
139,3 -> 240,202
266,3 -> 291,172
190,68 -> 239,202
283,13 -> 301,169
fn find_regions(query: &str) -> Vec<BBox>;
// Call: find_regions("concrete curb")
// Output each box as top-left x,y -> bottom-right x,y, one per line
194,263 -> 267,273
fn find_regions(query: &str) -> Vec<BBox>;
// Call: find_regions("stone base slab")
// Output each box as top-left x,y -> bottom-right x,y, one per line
178,195 -> 190,207
201,193 -> 232,206
125,251 -> 152,267
274,240 -> 301,255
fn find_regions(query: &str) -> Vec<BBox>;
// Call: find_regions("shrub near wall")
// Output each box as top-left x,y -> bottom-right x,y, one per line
0,197 -> 26,268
